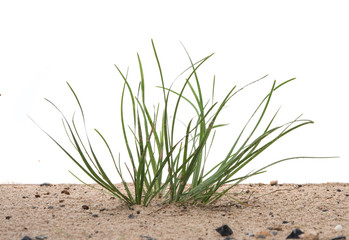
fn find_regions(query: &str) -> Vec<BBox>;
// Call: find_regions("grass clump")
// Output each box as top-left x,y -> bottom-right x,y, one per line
32,40 -> 327,207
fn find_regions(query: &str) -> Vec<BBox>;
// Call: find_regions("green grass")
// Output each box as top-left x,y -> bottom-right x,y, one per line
31,40 -> 332,207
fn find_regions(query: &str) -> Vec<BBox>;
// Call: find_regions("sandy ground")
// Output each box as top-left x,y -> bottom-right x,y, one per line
1,183 -> 348,240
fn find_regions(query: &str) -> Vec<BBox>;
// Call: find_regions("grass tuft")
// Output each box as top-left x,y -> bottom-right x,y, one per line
31,40 -> 336,207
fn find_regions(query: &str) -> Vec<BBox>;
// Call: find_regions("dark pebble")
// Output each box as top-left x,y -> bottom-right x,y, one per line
345,194 -> 349,197
40,183 -> 52,187
331,237 -> 346,240
216,224 -> 233,237
48,206 -> 54,209
256,234 -> 266,239
100,208 -> 108,212
5,216 -> 11,220
61,190 -> 70,195
140,236 -> 157,240
337,189 -> 342,192
286,228 -> 304,239
59,204 -> 65,207
21,236 -> 33,240
92,214 -> 98,218
322,209 -> 329,212
82,205 -> 89,210
128,213 -> 136,219
35,194 -> 40,198
136,210 -> 141,214
297,185 -> 303,188
282,221 -> 289,224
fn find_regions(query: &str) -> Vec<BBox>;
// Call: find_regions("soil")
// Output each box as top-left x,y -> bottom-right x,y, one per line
1,183 -> 348,240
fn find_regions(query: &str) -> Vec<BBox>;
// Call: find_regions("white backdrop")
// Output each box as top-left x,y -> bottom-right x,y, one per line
1,1 -> 348,184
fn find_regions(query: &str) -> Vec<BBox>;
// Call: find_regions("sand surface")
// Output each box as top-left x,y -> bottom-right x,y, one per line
1,183 -> 348,240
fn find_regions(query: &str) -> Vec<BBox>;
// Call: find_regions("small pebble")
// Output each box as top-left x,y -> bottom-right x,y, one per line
92,214 -> 98,218
286,228 -> 304,239
128,214 -> 136,219
21,236 -> 33,240
5,216 -> 11,220
268,226 -> 282,231
331,237 -> 346,240
335,225 -> 343,232
215,224 -> 233,237
256,230 -> 270,238
35,236 -> 47,240
48,206 -> 54,209
270,180 -> 278,186
61,190 -> 70,195
246,233 -> 254,237
140,236 -> 157,240
82,205 -> 89,210
40,183 -> 52,187
35,194 -> 40,198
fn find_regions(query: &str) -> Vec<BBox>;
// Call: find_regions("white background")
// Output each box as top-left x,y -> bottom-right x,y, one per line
1,1 -> 348,184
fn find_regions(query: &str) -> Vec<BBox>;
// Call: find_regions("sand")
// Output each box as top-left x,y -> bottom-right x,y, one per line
1,183 -> 348,240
